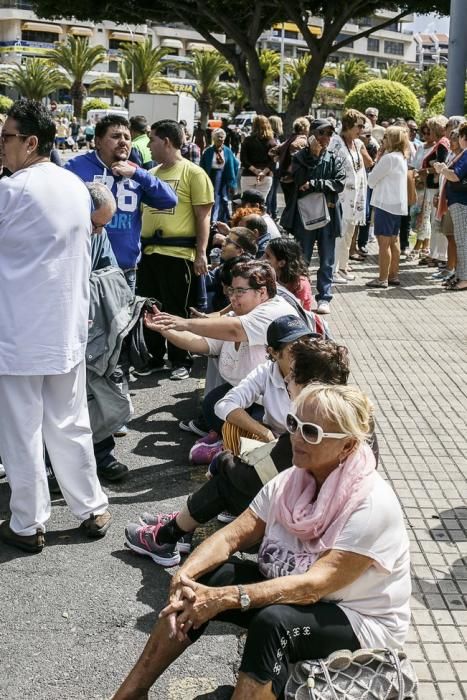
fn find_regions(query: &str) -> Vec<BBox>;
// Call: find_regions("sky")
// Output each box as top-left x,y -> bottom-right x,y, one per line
410,13 -> 450,34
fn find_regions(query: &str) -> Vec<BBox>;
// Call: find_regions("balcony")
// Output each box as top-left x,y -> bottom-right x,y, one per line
0,1 -> 33,7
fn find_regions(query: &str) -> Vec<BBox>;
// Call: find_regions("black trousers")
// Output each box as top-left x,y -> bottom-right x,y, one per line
188,560 -> 360,697
137,252 -> 197,367
399,214 -> 411,251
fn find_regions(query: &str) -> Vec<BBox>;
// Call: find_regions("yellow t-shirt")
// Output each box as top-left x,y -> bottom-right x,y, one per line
141,158 -> 214,261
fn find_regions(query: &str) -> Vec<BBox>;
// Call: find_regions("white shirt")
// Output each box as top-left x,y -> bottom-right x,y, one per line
214,359 -> 290,435
205,296 -> 298,387
0,162 -> 92,375
250,471 -> 411,650
263,214 -> 281,239
368,152 -> 408,216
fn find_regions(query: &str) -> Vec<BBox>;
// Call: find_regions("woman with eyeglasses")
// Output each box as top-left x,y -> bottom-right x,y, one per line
328,109 -> 373,284
114,383 -> 408,700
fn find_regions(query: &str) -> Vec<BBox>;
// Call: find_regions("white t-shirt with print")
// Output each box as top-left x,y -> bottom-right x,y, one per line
250,470 -> 411,650
205,296 -> 298,387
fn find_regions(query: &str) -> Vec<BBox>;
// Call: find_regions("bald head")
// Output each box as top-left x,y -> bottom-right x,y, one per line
87,182 -> 117,234
239,213 -> 268,239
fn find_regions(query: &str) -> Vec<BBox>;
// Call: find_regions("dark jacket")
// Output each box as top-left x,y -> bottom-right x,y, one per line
240,135 -> 276,175
280,146 -> 345,237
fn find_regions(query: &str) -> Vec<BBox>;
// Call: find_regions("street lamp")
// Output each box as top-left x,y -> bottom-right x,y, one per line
278,23 -> 285,113
127,24 -> 135,93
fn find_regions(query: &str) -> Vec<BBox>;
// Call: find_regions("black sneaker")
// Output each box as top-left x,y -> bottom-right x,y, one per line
133,361 -> 168,377
0,520 -> 45,554
97,461 -> 129,482
179,418 -> 208,437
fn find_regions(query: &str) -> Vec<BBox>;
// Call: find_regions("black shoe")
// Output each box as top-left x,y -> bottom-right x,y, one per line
97,461 -> 129,482
0,520 -> 45,554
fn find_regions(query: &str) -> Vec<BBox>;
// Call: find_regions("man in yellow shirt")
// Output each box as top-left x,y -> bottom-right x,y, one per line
138,120 -> 214,380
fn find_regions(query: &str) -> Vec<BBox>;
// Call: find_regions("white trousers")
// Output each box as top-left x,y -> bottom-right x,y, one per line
240,175 -> 273,199
0,360 -> 108,536
334,220 -> 356,273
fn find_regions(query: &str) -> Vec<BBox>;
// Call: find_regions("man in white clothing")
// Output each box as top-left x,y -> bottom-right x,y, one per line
0,100 -> 111,554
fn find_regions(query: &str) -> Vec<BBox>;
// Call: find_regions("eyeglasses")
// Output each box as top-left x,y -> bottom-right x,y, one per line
0,132 -> 27,143
226,285 -> 264,297
225,237 -> 242,248
286,413 -> 347,445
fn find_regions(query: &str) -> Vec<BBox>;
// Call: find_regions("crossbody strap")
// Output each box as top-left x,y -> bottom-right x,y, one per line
318,660 -> 340,700
385,648 -> 405,700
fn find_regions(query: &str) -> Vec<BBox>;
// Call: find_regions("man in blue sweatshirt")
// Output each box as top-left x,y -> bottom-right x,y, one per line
64,114 -> 177,292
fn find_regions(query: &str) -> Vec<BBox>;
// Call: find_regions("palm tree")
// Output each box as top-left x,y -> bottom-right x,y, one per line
90,60 -> 133,107
0,57 -> 69,101
324,58 -> 372,94
48,36 -> 107,118
119,38 -> 175,93
185,50 -> 232,129
224,83 -> 248,115
380,63 -> 418,93
285,54 -> 312,106
415,64 -> 447,105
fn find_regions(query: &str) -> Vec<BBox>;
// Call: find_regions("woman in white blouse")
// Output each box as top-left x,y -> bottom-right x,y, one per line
365,127 -> 409,289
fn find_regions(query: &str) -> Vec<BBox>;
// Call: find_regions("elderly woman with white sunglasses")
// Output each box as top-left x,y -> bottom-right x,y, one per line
113,384 -> 411,700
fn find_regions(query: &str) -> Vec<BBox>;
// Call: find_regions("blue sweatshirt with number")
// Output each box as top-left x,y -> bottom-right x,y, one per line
64,151 -> 177,270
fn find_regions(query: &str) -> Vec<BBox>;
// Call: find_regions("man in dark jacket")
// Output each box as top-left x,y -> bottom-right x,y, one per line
281,119 -> 345,315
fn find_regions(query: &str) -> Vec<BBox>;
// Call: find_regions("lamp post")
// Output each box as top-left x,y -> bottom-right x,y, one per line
278,23 -> 285,113
445,0 -> 467,116
127,24 -> 135,93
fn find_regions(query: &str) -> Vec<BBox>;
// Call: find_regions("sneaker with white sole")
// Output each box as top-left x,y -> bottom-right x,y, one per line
339,270 -> 355,281
113,425 -> 128,438
170,366 -> 190,381
189,441 -> 223,465
179,419 -> 208,437
316,301 -> 330,315
332,274 -> 348,285
133,362 -> 168,377
138,512 -> 193,554
125,522 -> 181,567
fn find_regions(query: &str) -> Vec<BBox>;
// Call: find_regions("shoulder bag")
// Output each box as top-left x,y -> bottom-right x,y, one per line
297,191 -> 330,231
285,647 -> 418,700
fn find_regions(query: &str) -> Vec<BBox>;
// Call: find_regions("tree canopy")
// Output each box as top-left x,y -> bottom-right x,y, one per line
33,0 -> 450,127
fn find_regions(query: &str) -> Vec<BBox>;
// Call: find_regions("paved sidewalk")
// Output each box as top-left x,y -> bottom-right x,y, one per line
328,248 -> 467,699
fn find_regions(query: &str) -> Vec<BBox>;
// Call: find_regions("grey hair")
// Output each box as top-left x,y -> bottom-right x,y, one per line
447,115 -> 464,129
212,128 -> 226,139
87,182 -> 117,214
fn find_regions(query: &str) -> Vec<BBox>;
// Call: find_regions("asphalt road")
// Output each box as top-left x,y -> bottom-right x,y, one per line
0,359 -> 243,700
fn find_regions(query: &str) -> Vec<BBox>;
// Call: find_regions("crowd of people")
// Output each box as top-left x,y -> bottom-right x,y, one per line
0,95 -> 466,699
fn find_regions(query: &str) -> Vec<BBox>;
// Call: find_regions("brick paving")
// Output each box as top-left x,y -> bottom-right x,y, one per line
325,246 -> 467,699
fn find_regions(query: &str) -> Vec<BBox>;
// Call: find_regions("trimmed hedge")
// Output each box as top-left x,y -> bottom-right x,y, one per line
428,87 -> 467,116
0,95 -> 13,113
344,79 -> 420,121
82,98 -> 109,117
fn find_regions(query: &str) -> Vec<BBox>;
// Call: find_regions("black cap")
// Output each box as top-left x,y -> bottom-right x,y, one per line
266,315 -> 315,347
309,118 -> 335,133
241,189 -> 265,206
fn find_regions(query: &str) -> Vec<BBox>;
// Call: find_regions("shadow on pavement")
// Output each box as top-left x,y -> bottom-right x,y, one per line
194,686 -> 234,699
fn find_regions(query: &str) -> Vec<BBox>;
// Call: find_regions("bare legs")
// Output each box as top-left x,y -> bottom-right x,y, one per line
376,235 -> 400,282
232,673 -> 276,699
176,507 -> 199,532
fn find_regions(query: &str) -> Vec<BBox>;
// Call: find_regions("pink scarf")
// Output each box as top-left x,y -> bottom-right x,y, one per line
273,443 -> 376,554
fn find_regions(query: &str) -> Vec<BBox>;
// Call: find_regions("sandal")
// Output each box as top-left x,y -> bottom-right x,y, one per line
365,279 -> 388,289
388,278 -> 401,286
443,277 -> 459,289
349,253 -> 365,262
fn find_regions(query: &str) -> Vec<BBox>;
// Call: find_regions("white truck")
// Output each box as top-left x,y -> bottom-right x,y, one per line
128,93 -> 196,134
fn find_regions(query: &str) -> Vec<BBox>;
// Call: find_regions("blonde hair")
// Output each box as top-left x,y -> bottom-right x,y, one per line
252,115 -> 274,141
293,117 -> 310,135
341,109 -> 366,132
293,383 -> 374,447
427,115 -> 448,139
269,115 -> 283,138
384,125 -> 410,158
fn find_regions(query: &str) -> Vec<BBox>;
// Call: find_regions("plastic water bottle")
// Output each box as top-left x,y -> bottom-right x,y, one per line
209,247 -> 222,268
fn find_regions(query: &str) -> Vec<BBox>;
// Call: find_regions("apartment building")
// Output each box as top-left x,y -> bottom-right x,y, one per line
414,32 -> 449,68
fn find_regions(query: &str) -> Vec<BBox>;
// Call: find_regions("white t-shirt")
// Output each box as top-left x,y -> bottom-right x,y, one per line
368,152 -> 408,216
250,470 -> 411,650
0,162 -> 92,375
205,296 -> 298,386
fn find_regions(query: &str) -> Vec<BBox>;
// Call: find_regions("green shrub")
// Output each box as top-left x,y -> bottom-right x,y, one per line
82,98 -> 109,117
0,95 -> 13,113
428,87 -> 467,116
344,79 -> 420,121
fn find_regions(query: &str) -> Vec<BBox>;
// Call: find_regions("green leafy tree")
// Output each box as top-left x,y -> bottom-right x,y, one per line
0,57 -> 69,101
285,54 -> 311,107
48,36 -> 106,118
185,50 -> 232,129
90,60 -> 132,106
415,64 -> 447,105
428,85 -> 467,116
82,97 -> 110,118
345,78 -> 420,121
224,83 -> 249,114
0,95 -> 13,113
323,58 -> 372,94
33,0 -> 450,129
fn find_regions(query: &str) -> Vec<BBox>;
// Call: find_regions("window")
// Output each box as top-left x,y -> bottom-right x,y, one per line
21,30 -> 57,43
367,38 -> 380,52
336,33 -> 353,47
384,40 -> 404,56
272,28 -> 298,40
109,38 -> 131,51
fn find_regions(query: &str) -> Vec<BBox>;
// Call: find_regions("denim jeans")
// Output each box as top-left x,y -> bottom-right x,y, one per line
294,222 -> 335,303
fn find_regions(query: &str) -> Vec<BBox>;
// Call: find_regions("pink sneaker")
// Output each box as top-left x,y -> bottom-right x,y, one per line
194,430 -> 220,446
189,441 -> 223,465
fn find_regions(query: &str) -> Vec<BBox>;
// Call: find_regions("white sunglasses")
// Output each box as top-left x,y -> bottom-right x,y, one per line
286,413 -> 347,445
